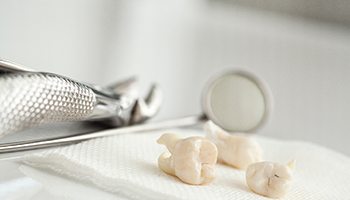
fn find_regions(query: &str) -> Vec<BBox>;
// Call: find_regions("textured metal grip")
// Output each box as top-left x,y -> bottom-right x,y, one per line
0,72 -> 96,137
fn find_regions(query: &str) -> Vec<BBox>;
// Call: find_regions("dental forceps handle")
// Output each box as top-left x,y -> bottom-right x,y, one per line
0,72 -> 125,138
0,115 -> 204,154
0,72 -> 96,137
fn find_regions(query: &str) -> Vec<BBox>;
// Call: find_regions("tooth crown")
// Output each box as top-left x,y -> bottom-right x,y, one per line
157,133 -> 218,185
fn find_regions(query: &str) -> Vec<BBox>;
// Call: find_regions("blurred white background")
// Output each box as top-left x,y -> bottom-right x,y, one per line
0,0 -> 350,155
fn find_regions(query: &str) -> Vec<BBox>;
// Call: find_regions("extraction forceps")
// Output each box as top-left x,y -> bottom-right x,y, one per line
0,59 -> 162,152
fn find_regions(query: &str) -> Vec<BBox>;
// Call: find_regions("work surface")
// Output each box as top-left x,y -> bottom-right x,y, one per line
0,128 -> 349,200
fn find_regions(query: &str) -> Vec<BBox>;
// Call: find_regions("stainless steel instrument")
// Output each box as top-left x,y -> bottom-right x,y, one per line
0,59 -> 272,155
0,59 -> 162,138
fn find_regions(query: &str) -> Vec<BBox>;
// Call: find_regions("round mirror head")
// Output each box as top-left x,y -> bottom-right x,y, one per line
202,70 -> 272,133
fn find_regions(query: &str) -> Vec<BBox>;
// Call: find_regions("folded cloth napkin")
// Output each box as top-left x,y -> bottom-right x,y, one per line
23,128 -> 350,200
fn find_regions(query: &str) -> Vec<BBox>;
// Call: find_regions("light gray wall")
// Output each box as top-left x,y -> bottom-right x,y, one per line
1,0 -> 350,155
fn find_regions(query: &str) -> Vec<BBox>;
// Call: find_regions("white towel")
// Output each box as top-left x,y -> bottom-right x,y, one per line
23,128 -> 350,199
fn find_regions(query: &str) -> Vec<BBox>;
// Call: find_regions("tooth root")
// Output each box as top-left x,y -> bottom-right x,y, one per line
130,84 -> 162,124
157,133 -> 181,153
107,76 -> 140,98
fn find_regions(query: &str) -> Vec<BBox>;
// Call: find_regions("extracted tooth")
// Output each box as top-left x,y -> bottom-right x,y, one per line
204,121 -> 262,169
246,160 -> 295,198
157,133 -> 218,185
130,84 -> 162,124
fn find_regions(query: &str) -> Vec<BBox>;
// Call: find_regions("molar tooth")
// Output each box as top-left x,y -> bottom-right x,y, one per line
204,121 -> 263,169
246,161 -> 295,198
157,133 -> 218,185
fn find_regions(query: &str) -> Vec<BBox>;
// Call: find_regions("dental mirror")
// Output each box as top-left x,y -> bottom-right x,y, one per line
0,69 -> 272,155
202,70 -> 271,133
